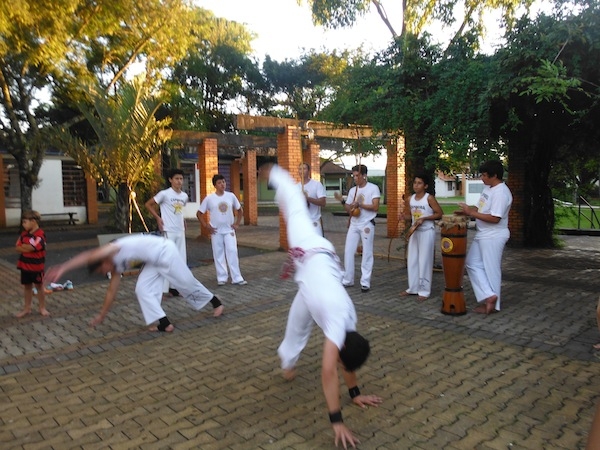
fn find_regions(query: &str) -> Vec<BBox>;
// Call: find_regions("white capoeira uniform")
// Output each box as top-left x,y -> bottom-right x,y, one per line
300,178 -> 327,236
465,182 -> 513,310
405,193 -> 435,297
153,187 -> 188,292
269,165 -> 357,370
342,182 -> 381,289
198,191 -> 245,284
111,235 -> 215,324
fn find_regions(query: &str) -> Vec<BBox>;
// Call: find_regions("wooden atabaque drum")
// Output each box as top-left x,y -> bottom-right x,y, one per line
439,215 -> 469,315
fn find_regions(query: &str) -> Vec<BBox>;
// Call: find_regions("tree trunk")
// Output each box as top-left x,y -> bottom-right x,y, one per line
114,183 -> 130,233
19,178 -> 33,212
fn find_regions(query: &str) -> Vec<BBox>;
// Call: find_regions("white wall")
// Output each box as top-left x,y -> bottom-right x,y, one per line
465,180 -> 485,206
5,158 -> 87,227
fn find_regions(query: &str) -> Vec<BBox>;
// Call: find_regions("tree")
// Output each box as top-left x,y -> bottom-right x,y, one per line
53,79 -> 171,233
166,8 -> 264,132
262,50 -> 350,119
488,2 -> 600,245
0,0 -> 195,212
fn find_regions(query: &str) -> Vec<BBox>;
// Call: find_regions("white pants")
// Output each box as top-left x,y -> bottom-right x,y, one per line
405,228 -> 435,297
342,221 -> 375,288
312,219 -> 323,237
163,230 -> 186,293
211,231 -> 244,284
270,165 -> 352,370
465,236 -> 508,310
135,242 -> 214,324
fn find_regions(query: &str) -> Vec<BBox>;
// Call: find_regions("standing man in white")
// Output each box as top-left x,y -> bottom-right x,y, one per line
197,174 -> 247,286
299,163 -> 327,236
145,168 -> 188,297
457,160 -> 513,314
338,165 -> 381,293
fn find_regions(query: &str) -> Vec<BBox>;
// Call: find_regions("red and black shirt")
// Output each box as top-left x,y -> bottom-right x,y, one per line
17,228 -> 46,272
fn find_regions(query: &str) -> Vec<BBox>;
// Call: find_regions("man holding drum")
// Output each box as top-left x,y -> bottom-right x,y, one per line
457,160 -> 513,314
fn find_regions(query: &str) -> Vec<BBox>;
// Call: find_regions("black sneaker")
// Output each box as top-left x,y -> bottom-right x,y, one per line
169,288 -> 180,297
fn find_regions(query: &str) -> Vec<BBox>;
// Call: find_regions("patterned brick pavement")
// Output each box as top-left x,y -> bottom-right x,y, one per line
1,214 -> 599,449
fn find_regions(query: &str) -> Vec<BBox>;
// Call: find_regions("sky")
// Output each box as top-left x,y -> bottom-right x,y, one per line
195,0 -> 404,62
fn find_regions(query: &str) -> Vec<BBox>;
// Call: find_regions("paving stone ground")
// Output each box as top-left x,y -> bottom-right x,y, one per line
1,212 -> 599,449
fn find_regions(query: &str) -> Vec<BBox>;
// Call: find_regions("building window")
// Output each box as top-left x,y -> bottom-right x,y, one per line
447,181 -> 454,191
62,161 -> 86,206
3,161 -> 20,208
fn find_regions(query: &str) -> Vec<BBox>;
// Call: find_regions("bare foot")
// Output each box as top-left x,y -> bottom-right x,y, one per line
282,368 -> 296,381
593,343 -> 600,350
39,308 -> 51,317
149,323 -> 175,332
417,296 -> 428,302
473,295 -> 498,314
15,309 -> 31,318
399,291 -> 412,297
213,305 -> 224,317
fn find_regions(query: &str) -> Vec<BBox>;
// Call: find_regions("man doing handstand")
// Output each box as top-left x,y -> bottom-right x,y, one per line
261,164 -> 382,449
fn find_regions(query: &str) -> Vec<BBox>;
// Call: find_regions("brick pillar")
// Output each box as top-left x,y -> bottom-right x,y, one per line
386,137 -> 407,238
231,159 -> 241,200
507,149 -> 525,247
302,142 -> 320,181
242,150 -> 258,226
198,138 -> 219,238
277,126 -> 303,250
85,175 -> 98,224
0,158 -> 6,228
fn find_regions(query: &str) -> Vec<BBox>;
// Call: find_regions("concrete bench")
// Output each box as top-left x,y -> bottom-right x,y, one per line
41,212 -> 78,225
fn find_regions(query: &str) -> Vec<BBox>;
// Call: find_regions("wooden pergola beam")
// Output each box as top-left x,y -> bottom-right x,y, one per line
234,114 -> 383,140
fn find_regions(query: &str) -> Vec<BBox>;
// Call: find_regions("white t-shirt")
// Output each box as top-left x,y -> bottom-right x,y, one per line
410,193 -> 435,231
475,182 -> 513,239
153,187 -> 188,232
300,179 -> 326,222
348,181 -> 381,226
112,234 -> 168,273
198,191 -> 241,234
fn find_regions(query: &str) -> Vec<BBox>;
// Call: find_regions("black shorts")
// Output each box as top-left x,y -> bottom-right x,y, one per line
20,270 -> 44,285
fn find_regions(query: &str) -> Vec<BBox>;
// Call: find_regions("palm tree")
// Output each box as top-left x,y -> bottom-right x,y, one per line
54,77 -> 172,232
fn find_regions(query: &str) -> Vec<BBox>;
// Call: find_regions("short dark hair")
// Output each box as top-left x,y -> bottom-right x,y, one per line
212,174 -> 225,186
414,173 -> 430,186
479,160 -> 504,180
339,331 -> 370,372
352,164 -> 368,175
88,260 -> 103,274
169,168 -> 184,179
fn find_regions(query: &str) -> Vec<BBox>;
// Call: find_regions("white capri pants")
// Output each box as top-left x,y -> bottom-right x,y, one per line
135,242 -> 214,324
465,235 -> 508,311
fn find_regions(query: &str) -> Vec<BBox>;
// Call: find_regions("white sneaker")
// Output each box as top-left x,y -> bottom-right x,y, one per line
218,281 -> 226,286
233,280 -> 248,286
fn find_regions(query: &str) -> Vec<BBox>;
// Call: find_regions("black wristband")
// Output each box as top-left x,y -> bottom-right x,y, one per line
328,410 -> 343,423
349,386 -> 361,399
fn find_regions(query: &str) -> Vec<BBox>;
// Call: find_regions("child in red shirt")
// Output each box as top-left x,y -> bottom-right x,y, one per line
15,210 -> 49,318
